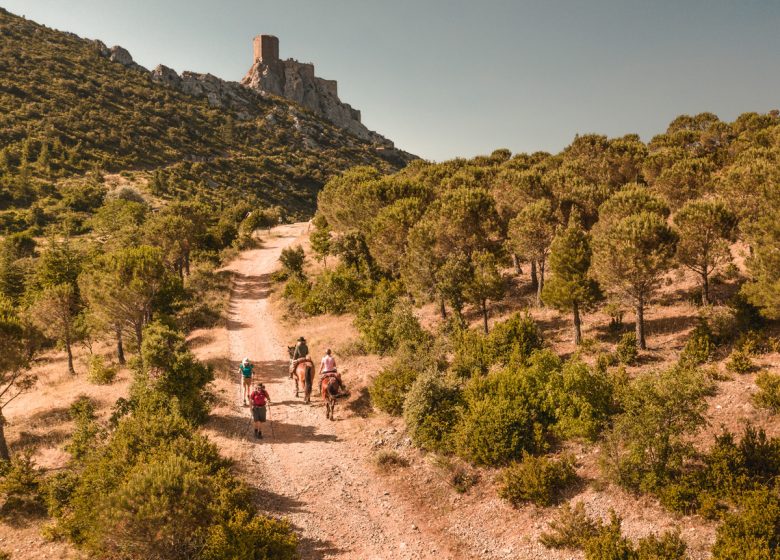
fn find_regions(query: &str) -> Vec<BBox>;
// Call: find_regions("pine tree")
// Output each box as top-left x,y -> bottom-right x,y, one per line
674,199 -> 737,305
593,212 -> 678,350
542,224 -> 602,345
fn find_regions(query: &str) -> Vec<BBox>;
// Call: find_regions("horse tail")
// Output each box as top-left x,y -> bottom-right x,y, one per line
327,378 -> 339,398
305,365 -> 313,392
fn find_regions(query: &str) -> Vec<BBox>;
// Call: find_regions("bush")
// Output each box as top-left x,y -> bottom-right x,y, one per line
201,510 -> 297,560
65,396 -> 101,460
498,453 -> 577,507
455,376 -> 546,465
550,359 -> 617,441
711,488 -> 780,560
616,332 -> 638,365
540,502 -> 600,549
486,312 -> 544,367
278,245 -> 305,278
373,450 -> 410,471
355,284 -> 429,354
370,363 -> 418,416
601,365 -> 712,492
635,532 -> 687,560
138,321 -> 214,424
54,392 -> 297,559
403,369 -> 462,453
0,454 -> 45,517
87,354 -> 117,384
450,327 -> 492,378
584,513 -> 636,560
754,371 -> 780,412
735,329 -> 770,355
725,349 -> 754,374
299,265 -> 368,315
679,322 -> 715,366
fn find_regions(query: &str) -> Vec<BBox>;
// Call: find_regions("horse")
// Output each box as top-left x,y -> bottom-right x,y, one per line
321,375 -> 340,420
287,346 -> 314,403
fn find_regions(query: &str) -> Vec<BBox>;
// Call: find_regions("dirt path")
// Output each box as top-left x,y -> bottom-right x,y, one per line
212,224 -> 456,560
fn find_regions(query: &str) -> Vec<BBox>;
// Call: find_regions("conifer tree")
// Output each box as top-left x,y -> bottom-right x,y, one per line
593,212 -> 678,350
673,199 -> 737,305
542,224 -> 602,345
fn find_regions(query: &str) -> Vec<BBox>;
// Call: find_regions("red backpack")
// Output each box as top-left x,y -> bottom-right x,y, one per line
250,390 -> 267,406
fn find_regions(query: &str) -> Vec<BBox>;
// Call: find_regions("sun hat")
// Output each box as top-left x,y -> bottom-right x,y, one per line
242,357 -> 250,365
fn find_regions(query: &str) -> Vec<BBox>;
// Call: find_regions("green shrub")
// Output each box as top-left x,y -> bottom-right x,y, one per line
679,322 -> 715,366
65,396 -> 101,460
201,510 -> 297,560
711,488 -> 780,560
370,363 -> 418,416
735,329 -> 770,355
403,369 -> 462,453
550,359 -> 617,441
355,284 -> 429,354
373,450 -> 410,471
0,454 -> 45,517
486,312 -> 544,367
725,349 -> 754,374
601,365 -> 711,492
635,532 -> 687,560
87,354 -> 117,385
278,245 -> 305,278
281,276 -> 311,313
450,327 -> 492,378
540,502 -> 601,549
301,264 -> 368,315
616,332 -> 638,365
0,550 -> 9,560
658,475 -> 702,515
498,453 -> 577,507
584,513 -> 636,560
454,388 -> 546,465
449,314 -> 543,379
138,321 -> 214,424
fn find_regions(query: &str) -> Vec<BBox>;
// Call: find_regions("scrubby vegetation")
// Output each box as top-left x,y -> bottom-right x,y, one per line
270,108 -> 780,558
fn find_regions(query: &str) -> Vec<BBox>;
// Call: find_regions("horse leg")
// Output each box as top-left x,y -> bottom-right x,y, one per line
294,375 -> 299,397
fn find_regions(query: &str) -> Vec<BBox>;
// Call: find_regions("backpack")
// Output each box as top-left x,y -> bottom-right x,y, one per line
250,390 -> 266,407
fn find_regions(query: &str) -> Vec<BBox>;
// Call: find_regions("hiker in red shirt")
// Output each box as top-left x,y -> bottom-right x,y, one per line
249,383 -> 271,439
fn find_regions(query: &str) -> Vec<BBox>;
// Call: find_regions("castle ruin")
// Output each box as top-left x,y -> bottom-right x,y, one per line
242,35 -> 390,145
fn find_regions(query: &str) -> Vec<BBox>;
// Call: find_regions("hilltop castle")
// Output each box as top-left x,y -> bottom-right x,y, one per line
242,35 -> 388,145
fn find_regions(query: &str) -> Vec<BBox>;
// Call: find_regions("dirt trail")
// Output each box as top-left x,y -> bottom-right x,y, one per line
213,224 -> 456,560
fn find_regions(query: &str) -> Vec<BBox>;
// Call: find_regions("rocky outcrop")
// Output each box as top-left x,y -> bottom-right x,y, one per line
96,36 -> 413,161
241,36 -> 390,146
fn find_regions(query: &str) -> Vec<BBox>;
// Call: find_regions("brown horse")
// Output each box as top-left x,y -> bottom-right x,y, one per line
287,346 -> 314,403
321,375 -> 340,420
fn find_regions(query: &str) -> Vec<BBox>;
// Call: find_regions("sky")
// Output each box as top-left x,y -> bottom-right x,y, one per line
3,0 -> 780,161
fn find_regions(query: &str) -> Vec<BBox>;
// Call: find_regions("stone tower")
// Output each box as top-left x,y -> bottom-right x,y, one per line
253,35 -> 279,63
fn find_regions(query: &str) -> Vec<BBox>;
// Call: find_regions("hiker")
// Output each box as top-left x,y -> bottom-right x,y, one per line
319,348 -> 345,393
289,336 -> 309,378
239,357 -> 254,405
249,383 -> 271,439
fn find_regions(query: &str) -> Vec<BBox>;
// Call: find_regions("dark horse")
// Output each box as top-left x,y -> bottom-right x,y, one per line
287,346 -> 314,403
321,375 -> 340,420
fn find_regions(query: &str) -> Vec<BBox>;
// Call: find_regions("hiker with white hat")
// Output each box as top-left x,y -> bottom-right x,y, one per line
239,357 -> 254,406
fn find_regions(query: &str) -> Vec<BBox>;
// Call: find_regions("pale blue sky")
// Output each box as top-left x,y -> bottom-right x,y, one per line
4,0 -> 780,160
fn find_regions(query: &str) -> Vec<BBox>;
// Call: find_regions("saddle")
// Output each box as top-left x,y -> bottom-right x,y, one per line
289,357 -> 312,375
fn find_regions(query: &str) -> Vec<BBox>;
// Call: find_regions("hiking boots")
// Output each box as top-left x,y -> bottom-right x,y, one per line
254,429 -> 263,439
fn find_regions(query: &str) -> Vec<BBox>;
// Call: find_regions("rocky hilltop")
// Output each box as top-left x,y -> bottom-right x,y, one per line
90,34 -> 405,156
241,35 -> 389,146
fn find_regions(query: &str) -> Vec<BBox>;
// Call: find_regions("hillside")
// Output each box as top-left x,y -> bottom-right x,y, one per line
0,7 -> 413,232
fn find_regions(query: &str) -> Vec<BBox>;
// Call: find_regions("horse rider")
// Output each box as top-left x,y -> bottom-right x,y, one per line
319,348 -> 345,393
290,336 -> 309,378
